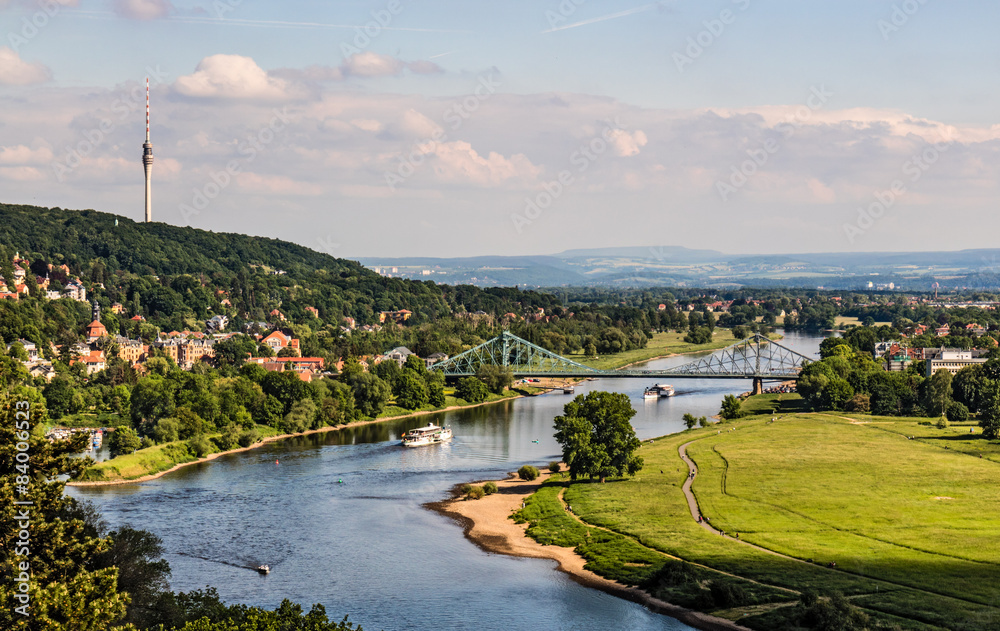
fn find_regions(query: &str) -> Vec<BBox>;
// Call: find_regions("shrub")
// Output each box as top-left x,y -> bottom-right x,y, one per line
483,481 -> 498,495
682,413 -> 698,430
698,416 -> 711,428
188,434 -> 212,458
719,394 -> 746,420
845,393 -> 871,414
936,417 -> 950,429
467,486 -> 485,500
710,581 -> 751,608
237,428 -> 260,448
518,465 -> 540,481
460,483 -> 473,496
946,401 -> 970,423
548,461 -> 562,473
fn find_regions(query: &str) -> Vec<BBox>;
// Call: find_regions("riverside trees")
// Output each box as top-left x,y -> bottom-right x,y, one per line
553,391 -> 643,483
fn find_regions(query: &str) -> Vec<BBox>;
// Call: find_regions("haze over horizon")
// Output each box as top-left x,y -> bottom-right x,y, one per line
1,0 -> 997,259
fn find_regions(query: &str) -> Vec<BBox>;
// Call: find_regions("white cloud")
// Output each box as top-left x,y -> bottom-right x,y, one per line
0,47 -> 51,85
0,144 -> 53,164
607,129 -> 647,157
174,54 -> 291,100
341,52 -> 404,77
112,0 -> 173,20
428,141 -> 542,187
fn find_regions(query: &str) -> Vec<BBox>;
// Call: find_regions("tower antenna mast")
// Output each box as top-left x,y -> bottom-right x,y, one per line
142,77 -> 154,223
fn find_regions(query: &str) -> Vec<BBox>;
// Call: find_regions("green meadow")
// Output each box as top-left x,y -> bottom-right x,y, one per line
514,402 -> 1000,630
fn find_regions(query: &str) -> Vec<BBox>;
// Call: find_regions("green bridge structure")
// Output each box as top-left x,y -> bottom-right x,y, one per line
429,331 -> 810,394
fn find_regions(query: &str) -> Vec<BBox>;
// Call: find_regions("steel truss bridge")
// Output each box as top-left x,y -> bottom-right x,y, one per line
429,331 -> 809,392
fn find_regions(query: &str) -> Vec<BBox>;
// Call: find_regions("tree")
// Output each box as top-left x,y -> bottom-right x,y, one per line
42,377 -> 78,419
456,376 -> 490,403
731,325 -> 748,340
946,401 -> 969,423
213,335 -> 257,367
719,394 -> 746,420
428,381 -> 446,407
0,388 -> 133,630
553,391 -> 643,482
979,387 -> 1000,439
262,370 -> 311,415
926,368 -> 953,418
821,377 -> 855,411
395,370 -> 429,410
682,413 -> 698,430
90,527 -> 172,629
108,426 -> 141,458
475,364 -> 513,395
349,372 -> 391,418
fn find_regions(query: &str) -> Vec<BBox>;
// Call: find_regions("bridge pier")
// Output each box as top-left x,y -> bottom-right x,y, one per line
752,378 -> 763,395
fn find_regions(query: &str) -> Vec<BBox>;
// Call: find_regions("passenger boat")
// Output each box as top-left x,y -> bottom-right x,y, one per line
563,385 -> 575,394
656,384 -> 676,398
642,387 -> 658,399
401,424 -> 453,447
256,565 -> 270,575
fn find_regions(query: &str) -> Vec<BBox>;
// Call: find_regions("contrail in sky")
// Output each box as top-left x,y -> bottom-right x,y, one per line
542,3 -> 663,34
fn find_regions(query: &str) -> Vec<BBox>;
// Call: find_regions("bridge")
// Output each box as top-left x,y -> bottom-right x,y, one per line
429,331 -> 810,393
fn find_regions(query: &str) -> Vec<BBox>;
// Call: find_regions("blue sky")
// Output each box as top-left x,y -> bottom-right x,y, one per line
1,0 -> 998,257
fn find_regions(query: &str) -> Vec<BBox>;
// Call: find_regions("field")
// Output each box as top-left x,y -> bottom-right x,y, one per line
514,404 -> 1000,630
570,330 -> 739,371
76,425 -> 281,482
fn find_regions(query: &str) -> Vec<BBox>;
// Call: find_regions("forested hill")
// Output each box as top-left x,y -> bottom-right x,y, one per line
0,204 -> 559,339
0,204 -> 367,278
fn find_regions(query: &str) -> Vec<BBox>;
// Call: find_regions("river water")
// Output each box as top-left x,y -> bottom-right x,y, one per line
69,330 -> 823,631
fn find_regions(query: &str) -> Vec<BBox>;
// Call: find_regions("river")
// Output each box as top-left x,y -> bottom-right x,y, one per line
68,330 -> 824,631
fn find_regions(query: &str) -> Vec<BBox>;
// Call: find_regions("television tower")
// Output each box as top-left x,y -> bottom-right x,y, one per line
142,77 -> 154,223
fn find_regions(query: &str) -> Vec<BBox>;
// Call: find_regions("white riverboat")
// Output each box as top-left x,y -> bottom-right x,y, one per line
401,424 -> 453,447
656,384 -> 675,398
642,387 -> 658,400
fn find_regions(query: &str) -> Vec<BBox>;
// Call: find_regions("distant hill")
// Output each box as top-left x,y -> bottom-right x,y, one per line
0,204 -> 558,332
0,204 -> 367,279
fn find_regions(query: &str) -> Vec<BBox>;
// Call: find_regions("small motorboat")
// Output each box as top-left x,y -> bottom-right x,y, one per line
643,387 -> 658,400
562,385 -> 575,394
256,565 -> 270,575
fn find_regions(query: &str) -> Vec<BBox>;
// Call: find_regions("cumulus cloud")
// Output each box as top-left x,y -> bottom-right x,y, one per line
174,54 -> 291,100
607,129 -> 647,157
0,144 -> 53,164
428,141 -> 542,187
275,53 -> 443,84
112,0 -> 173,20
0,47 -> 51,84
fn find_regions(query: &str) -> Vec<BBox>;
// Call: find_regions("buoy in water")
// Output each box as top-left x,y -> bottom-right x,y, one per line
338,478 -> 343,484
275,460 -> 279,465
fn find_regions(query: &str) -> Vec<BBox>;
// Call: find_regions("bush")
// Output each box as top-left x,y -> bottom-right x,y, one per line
467,486 -> 486,500
719,394 -> 746,420
456,377 -> 490,403
946,401 -> 970,423
710,581 -> 751,608
188,434 -> 212,458
936,417 -> 950,429
483,481 -> 498,495
518,465 -> 540,481
548,461 -> 562,473
237,428 -> 260,448
698,415 -> 711,428
682,413 -> 698,430
845,393 -> 871,414
460,483 -> 473,496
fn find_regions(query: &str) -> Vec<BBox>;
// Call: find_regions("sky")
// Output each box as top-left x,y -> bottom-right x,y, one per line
1,0 -> 999,259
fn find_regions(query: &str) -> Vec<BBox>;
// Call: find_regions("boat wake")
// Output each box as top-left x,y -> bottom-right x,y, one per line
174,551 -> 269,572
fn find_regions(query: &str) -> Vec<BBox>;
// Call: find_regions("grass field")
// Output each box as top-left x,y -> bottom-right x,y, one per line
514,403 -> 1000,630
78,424 -> 281,482
570,330 -> 740,370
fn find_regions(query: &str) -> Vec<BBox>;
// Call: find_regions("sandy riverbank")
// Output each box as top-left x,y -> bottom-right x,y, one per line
427,471 -> 751,631
67,395 -> 533,487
